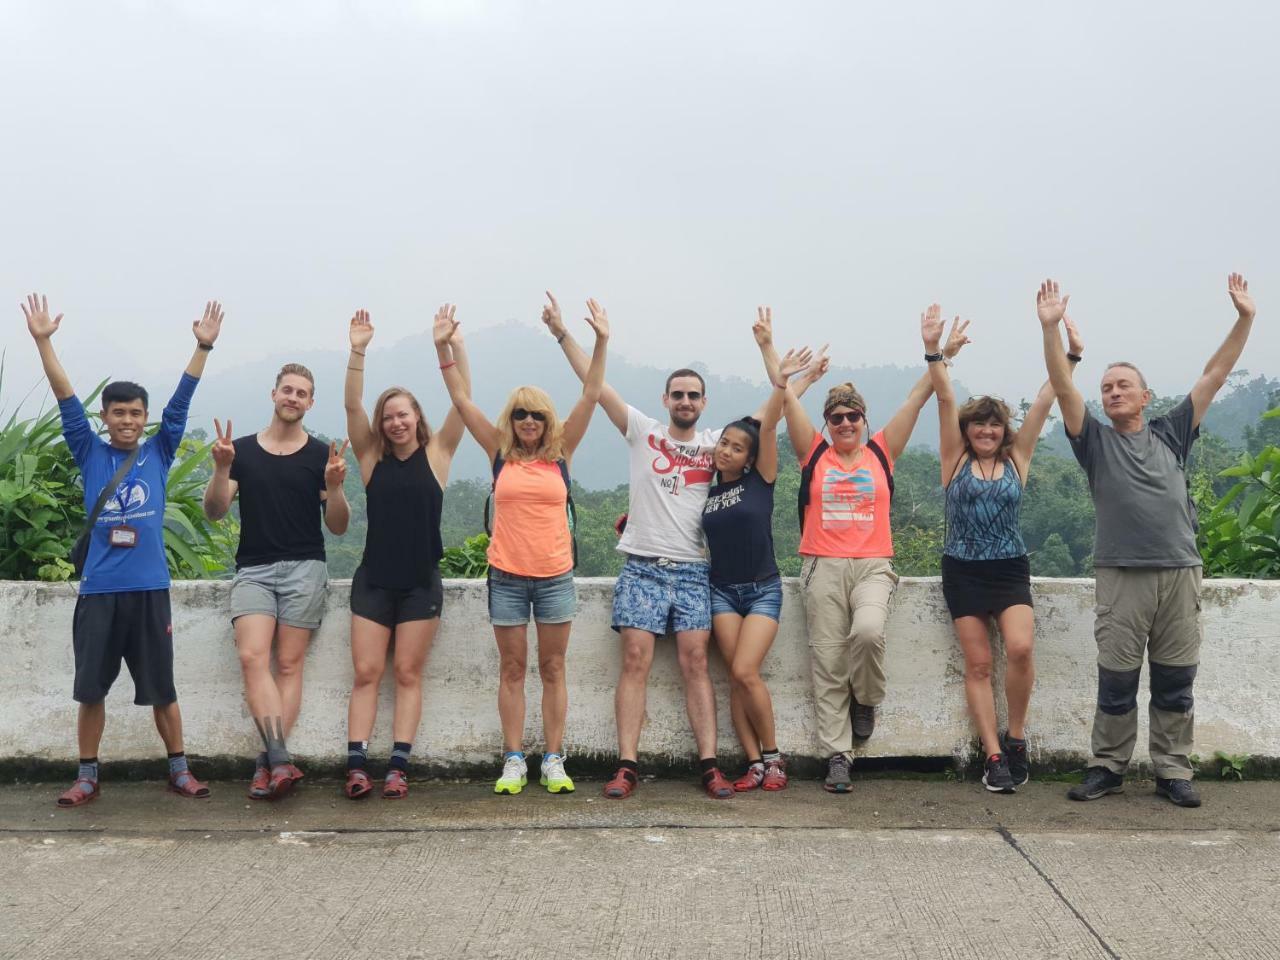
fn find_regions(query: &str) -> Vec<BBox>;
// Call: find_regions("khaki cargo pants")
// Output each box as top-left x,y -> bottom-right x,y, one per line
1091,566 -> 1202,780
800,556 -> 898,756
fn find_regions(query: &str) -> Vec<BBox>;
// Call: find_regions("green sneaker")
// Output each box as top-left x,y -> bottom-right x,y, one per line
494,754 -> 527,795
540,754 -> 575,794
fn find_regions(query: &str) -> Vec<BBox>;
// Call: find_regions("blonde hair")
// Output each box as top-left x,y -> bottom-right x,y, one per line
370,386 -> 432,460
275,363 -> 315,390
957,395 -> 1017,460
496,385 -> 564,462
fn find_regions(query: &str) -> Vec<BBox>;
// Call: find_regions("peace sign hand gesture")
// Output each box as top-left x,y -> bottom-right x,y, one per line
752,306 -> 773,347
584,299 -> 610,340
212,419 -> 235,469
943,316 -> 972,359
325,439 -> 350,489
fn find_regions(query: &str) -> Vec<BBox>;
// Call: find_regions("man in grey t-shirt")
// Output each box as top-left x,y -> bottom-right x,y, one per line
1039,275 -> 1257,809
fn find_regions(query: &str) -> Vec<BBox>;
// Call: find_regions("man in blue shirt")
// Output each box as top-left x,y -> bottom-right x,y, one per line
24,292 -> 224,807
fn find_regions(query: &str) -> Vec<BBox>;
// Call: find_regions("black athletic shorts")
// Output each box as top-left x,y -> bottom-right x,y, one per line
350,565 -> 444,628
72,589 -> 177,705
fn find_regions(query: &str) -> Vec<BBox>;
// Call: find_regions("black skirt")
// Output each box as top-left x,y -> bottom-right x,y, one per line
940,554 -> 1033,620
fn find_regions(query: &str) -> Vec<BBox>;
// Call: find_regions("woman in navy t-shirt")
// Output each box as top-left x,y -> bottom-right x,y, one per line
702,343 -> 811,792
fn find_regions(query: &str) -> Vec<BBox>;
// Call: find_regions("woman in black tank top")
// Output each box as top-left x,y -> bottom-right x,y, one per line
340,306 -> 468,801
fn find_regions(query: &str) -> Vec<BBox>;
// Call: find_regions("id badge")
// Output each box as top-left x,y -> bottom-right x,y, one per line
108,525 -> 139,548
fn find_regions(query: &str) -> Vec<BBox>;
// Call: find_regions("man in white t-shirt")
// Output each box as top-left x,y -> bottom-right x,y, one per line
543,294 -> 736,799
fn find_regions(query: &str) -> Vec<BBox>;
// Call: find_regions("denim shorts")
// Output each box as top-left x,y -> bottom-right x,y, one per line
710,574 -> 783,622
611,555 -> 711,635
487,567 -> 577,626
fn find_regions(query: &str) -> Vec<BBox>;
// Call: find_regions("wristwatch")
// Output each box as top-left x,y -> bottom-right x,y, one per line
924,351 -> 944,363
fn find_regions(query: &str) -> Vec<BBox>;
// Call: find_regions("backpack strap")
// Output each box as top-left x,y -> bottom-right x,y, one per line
797,439 -> 830,533
866,437 -> 895,505
557,458 -> 579,569
482,454 -> 504,536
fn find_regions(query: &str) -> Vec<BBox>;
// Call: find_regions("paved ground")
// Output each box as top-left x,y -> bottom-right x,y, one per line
4,777 -> 1279,960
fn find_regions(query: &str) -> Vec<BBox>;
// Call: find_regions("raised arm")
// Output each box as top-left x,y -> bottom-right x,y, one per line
561,299 -> 610,458
432,304 -> 502,461
754,306 -> 821,457
1037,278 -> 1085,437
882,314 -> 971,460
1012,316 -> 1083,481
921,304 -> 965,485
22,293 -> 74,400
756,347 -> 812,482
202,418 -> 239,520
344,309 -> 378,466
322,440 -> 351,535
543,291 -> 629,435
184,301 -> 224,379
432,317 -> 472,460
1188,273 -> 1257,428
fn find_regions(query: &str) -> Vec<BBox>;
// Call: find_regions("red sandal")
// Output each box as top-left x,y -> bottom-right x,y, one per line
56,778 -> 100,808
247,765 -> 271,800
603,766 -> 637,799
345,769 -> 373,800
703,768 -> 735,799
168,770 -> 211,798
267,763 -> 303,800
382,769 -> 409,799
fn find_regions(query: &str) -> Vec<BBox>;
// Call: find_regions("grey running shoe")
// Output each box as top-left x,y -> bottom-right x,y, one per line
824,753 -> 852,793
1001,732 -> 1029,786
1155,777 -> 1202,808
1066,766 -> 1125,801
982,753 -> 1016,794
851,699 -> 876,740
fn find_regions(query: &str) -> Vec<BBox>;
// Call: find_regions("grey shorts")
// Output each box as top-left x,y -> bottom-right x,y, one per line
230,559 -> 329,630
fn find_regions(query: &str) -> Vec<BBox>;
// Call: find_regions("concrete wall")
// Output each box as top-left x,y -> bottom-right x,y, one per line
2,577 -> 1278,773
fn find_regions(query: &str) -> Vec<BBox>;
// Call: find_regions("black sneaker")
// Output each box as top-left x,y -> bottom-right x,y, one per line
1001,732 -> 1029,786
1066,766 -> 1125,801
851,699 -> 876,740
982,753 -> 1016,794
824,753 -> 852,793
1155,778 -> 1202,808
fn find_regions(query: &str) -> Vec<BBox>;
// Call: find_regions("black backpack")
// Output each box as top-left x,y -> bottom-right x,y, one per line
484,454 -> 579,569
797,438 -> 894,533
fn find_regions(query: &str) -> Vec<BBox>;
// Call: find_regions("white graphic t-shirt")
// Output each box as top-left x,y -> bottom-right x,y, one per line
617,405 -> 722,563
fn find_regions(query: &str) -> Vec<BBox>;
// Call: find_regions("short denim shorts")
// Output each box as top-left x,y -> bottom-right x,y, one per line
710,574 -> 783,622
487,567 -> 577,626
611,555 -> 711,635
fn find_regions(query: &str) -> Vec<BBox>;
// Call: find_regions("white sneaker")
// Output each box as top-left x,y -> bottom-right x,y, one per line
540,754 -> 575,794
494,754 -> 528,795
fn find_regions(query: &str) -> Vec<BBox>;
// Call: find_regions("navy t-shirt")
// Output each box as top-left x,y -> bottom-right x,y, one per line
701,469 -> 779,585
60,373 -> 198,595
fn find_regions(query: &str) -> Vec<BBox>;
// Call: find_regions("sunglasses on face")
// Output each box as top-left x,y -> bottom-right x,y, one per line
512,408 -> 547,422
668,390 -> 703,401
825,411 -> 864,426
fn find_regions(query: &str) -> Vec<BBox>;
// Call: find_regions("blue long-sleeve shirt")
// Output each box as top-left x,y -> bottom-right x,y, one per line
60,373 -> 199,594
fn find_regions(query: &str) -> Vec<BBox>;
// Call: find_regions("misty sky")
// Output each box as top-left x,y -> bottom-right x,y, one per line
2,1 -> 1277,414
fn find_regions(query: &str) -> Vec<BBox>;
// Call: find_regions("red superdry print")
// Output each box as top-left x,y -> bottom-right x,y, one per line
648,435 -> 714,493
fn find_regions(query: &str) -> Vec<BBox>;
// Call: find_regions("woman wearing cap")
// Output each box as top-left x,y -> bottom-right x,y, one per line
922,303 -> 1083,794
759,308 -> 970,793
434,295 -> 609,797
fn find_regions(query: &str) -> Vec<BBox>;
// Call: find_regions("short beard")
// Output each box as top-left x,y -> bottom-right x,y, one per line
670,410 -> 700,430
276,406 -> 305,424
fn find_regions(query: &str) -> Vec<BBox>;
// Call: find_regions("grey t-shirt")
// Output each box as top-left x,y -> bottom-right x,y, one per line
1067,395 -> 1201,568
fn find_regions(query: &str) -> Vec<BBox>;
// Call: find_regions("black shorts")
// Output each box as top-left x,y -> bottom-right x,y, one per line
72,589 -> 177,706
940,554 -> 1033,621
350,565 -> 443,628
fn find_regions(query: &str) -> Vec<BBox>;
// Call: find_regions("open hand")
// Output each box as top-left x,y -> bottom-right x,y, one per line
325,439 -> 350,488
432,304 -> 458,346
584,298 -> 610,339
778,346 -> 814,381
193,301 -> 224,346
1036,279 -> 1070,328
753,307 -> 773,347
350,309 -> 374,350
801,344 -> 830,386
212,419 -> 235,469
1228,272 -> 1255,321
920,303 -> 944,351
541,291 -> 567,339
943,316 -> 972,359
1065,314 -> 1084,357
21,293 -> 62,340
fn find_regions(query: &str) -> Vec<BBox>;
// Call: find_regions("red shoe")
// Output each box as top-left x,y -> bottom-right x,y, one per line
383,769 -> 409,799
703,768 -> 734,799
345,769 -> 373,800
761,757 -> 789,792
168,770 -> 211,798
603,766 -> 637,799
733,764 -> 765,792
247,765 -> 271,800
267,763 -> 304,799
56,778 -> 100,808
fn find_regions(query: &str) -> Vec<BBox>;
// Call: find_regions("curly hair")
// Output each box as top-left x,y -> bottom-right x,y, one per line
956,395 -> 1016,461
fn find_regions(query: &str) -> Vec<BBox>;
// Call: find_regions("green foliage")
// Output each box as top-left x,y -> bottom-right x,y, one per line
1214,750 -> 1250,781
1031,533 -> 1076,577
1198,406 -> 1280,579
162,436 -> 238,579
440,532 -> 491,578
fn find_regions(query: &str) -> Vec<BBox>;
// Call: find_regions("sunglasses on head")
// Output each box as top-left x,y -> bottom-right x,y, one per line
668,390 -> 703,401
825,411 -> 864,426
512,408 -> 546,422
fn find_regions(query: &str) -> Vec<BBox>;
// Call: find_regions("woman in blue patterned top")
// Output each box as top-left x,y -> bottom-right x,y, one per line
921,303 -> 1083,794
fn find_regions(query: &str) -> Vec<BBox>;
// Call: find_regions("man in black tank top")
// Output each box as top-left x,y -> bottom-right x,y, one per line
203,364 -> 351,800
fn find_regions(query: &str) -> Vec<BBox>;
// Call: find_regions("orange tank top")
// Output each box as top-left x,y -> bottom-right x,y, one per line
798,431 -> 895,559
487,458 -> 574,577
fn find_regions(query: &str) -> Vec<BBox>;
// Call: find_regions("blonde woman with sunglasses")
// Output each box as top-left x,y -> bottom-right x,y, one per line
434,297 -> 609,796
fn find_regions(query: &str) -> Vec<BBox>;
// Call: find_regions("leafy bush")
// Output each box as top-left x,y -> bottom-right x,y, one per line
440,532 -> 490,578
1198,407 -> 1280,578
